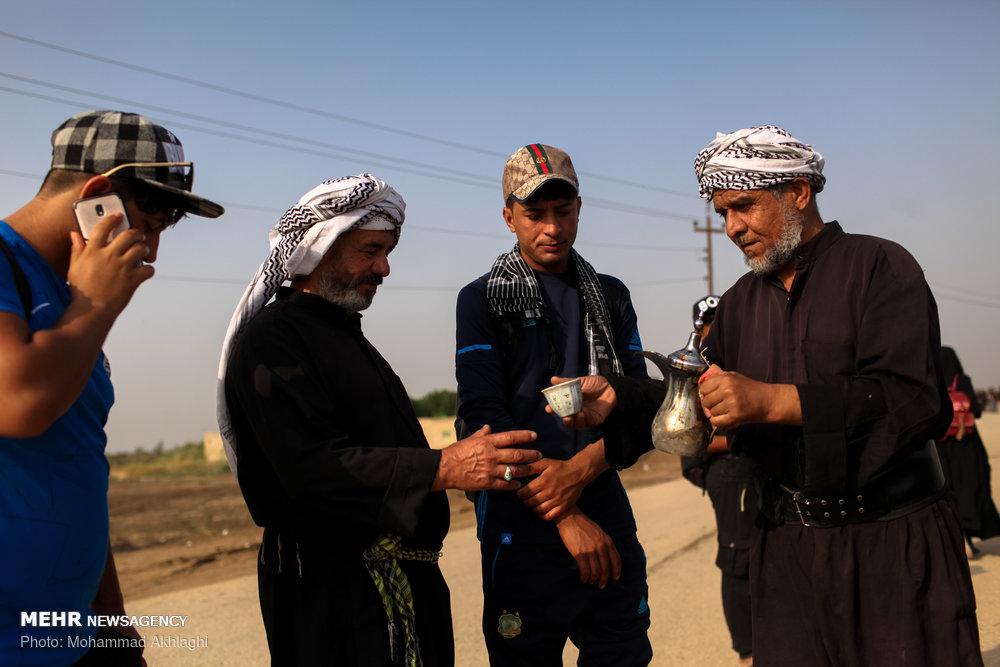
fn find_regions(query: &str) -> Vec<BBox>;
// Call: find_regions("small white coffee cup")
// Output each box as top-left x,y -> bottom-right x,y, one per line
542,378 -> 583,417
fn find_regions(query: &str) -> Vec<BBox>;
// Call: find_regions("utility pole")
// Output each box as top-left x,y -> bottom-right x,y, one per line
693,200 -> 725,295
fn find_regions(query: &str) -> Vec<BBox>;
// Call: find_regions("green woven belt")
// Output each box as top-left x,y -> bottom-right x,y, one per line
363,534 -> 441,667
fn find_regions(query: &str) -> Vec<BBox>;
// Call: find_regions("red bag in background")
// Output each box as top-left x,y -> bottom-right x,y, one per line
945,374 -> 976,440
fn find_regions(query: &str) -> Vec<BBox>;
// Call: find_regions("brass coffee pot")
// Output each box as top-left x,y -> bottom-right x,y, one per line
641,303 -> 714,456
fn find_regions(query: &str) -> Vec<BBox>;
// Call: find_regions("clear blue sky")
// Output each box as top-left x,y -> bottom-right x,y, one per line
1,0 -> 998,452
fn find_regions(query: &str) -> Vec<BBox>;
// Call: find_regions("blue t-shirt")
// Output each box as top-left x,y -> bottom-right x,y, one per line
0,221 -> 114,665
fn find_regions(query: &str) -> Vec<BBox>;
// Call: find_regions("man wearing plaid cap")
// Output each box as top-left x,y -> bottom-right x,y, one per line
0,110 -> 222,666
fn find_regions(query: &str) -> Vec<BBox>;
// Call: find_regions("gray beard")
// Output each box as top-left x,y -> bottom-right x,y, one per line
744,205 -> 805,276
313,274 -> 375,313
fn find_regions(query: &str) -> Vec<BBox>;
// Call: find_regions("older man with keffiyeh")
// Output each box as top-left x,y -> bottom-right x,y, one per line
217,174 -> 542,666
557,126 -> 983,666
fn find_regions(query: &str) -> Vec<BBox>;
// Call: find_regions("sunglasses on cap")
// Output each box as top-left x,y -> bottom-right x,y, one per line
101,161 -> 194,188
101,161 -> 193,225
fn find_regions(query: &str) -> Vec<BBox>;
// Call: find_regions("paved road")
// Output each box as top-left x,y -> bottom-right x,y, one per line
132,415 -> 1000,665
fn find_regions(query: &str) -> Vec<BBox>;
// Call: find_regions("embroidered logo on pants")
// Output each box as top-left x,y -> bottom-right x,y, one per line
498,611 -> 522,638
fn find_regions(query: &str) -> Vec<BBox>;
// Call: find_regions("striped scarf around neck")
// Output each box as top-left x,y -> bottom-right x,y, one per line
485,245 -> 622,377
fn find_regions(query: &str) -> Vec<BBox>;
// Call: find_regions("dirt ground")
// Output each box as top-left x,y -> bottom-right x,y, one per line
111,450 -> 680,601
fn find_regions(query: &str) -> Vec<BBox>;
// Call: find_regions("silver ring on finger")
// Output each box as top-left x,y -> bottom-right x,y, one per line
503,465 -> 513,482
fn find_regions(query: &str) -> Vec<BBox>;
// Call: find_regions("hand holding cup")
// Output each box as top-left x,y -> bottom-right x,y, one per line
542,378 -> 583,417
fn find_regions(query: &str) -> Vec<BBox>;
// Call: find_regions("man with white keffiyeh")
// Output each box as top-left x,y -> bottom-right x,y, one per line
559,125 -> 983,666
455,145 -> 653,666
217,174 -> 542,666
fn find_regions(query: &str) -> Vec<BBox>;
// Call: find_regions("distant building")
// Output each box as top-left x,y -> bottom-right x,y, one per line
203,431 -> 226,463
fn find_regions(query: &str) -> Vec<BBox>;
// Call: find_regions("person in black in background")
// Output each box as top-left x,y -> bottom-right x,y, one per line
935,346 -> 1000,556
552,126 -> 983,666
456,145 -> 652,666
680,295 -> 757,667
217,174 -> 541,666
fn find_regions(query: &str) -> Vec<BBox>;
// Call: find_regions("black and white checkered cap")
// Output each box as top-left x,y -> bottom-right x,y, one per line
51,110 -> 223,218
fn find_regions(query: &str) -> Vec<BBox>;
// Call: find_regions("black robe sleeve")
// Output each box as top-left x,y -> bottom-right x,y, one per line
795,246 -> 951,491
601,376 -> 664,469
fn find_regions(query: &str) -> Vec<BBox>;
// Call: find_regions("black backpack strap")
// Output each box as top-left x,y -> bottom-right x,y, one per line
0,236 -> 32,317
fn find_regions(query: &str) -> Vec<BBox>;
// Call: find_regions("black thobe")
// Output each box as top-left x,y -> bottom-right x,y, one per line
224,288 -> 453,666
605,223 -> 982,666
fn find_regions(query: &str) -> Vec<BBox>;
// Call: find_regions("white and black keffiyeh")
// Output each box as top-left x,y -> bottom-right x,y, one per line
486,246 -> 623,376
694,125 -> 825,200
216,173 -> 405,475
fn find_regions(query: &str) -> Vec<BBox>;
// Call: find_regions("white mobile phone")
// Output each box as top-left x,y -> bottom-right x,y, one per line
73,193 -> 131,241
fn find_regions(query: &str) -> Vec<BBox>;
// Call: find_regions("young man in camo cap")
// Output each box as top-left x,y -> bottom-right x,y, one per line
0,110 -> 223,666
455,144 -> 653,665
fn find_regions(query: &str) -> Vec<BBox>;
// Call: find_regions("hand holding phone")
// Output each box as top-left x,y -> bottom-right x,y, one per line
67,204 -> 153,317
73,193 -> 130,241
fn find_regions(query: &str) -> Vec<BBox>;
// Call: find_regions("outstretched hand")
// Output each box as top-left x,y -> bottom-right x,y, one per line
433,425 -> 543,492
545,375 -> 617,429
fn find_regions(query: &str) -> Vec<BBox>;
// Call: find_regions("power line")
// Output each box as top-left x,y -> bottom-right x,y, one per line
6,164 -> 994,302
0,168 -> 39,180
0,72 -> 497,185
931,281 -> 1000,303
153,275 -> 705,291
153,274 -> 460,292
630,277 -> 705,288
935,292 -> 1000,310
0,80 -> 699,222
152,276 -> 998,302
0,170 -> 701,253
214,201 -> 281,215
154,275 -> 245,286
0,30 -> 700,200
9,165 -> 995,303
217,198 -> 698,252
0,84 -> 502,192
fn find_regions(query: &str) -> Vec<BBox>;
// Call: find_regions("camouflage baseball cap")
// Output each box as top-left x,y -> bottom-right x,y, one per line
50,110 -> 224,218
502,143 -> 579,204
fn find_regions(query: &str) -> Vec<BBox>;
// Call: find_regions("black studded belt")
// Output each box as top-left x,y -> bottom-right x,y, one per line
779,440 -> 947,527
